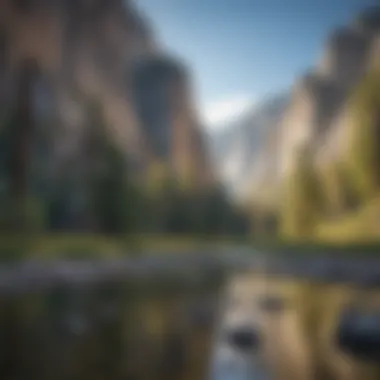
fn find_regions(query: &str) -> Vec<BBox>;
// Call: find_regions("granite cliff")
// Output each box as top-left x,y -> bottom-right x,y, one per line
248,7 -> 380,211
0,0 -> 212,190
209,93 -> 289,199
210,7 -> 380,221
279,10 -> 380,176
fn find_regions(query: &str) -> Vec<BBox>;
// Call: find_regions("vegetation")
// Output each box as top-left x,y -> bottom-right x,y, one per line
4,55 -> 380,254
0,90 -> 249,261
276,67 -> 380,245
318,161 -> 358,216
280,146 -> 325,239
87,106 -> 140,235
346,68 -> 380,202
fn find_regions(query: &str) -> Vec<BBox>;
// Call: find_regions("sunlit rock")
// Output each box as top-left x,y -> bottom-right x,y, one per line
218,272 -> 380,380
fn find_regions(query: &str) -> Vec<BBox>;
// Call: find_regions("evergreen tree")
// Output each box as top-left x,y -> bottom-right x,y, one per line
281,146 -> 324,239
320,161 -> 359,216
86,101 -> 139,234
346,68 -> 380,201
0,60 -> 45,236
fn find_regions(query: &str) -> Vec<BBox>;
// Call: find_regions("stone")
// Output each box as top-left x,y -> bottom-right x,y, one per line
336,307 -> 380,361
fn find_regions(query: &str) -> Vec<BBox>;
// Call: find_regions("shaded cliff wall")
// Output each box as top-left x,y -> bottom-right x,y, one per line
0,0 -> 213,190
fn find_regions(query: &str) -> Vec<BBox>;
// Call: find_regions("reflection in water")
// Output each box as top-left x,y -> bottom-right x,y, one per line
210,345 -> 271,380
1,271 -> 380,380
213,273 -> 380,380
0,274 -> 222,380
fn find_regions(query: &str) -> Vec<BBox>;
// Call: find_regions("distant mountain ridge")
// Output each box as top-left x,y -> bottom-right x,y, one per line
209,92 -> 290,197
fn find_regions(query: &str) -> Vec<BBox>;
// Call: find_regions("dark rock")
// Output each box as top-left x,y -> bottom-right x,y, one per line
336,307 -> 380,361
355,7 -> 380,34
226,327 -> 261,352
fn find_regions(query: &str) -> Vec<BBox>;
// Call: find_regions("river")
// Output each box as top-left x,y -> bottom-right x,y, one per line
1,250 -> 380,380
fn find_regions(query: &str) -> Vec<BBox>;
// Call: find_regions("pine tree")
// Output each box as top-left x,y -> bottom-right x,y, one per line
281,146 -> 324,239
86,101 -> 139,234
346,68 -> 380,201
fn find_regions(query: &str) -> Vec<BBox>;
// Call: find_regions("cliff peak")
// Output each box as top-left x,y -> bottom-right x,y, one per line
354,6 -> 380,34
265,7 -> 380,195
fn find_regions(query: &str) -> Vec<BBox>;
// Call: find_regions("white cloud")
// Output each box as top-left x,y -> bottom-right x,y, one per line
201,95 -> 254,130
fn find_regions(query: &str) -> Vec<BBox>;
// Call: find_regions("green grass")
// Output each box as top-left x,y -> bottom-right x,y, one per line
316,195 -> 380,244
248,194 -> 380,255
1,231 -> 380,263
250,238 -> 380,257
0,233 -> 250,262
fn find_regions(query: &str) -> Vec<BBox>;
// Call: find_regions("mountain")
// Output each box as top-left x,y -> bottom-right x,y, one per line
238,5 -> 380,237
0,0 -> 213,189
276,7 -> 380,184
213,7 -> 380,215
209,93 -> 290,198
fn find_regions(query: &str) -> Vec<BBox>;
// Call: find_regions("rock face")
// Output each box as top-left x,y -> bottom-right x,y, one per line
0,0 -> 212,189
209,93 -> 290,198
279,8 -> 380,178
211,7 -> 380,210
132,55 -> 213,186
244,7 -> 380,209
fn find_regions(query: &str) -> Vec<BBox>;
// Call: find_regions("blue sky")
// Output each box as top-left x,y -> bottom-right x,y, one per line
136,0 -> 378,129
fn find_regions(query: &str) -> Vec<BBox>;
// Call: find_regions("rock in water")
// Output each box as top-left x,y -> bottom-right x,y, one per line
336,307 -> 380,361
